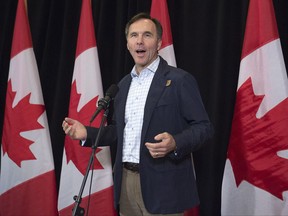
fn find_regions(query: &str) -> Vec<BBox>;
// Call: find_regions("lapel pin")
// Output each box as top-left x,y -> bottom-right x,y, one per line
166,80 -> 171,87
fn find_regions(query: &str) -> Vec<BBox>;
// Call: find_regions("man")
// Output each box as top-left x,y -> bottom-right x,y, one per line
63,12 -> 213,216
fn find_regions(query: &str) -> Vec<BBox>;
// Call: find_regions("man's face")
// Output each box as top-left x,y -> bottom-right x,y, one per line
126,18 -> 162,73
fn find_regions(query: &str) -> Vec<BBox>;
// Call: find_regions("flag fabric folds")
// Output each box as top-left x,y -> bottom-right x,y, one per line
150,1 -> 199,215
57,0 -> 116,215
221,0 -> 288,215
0,0 -> 58,215
150,0 -> 176,67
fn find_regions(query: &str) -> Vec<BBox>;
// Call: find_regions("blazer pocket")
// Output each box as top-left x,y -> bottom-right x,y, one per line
155,97 -> 174,108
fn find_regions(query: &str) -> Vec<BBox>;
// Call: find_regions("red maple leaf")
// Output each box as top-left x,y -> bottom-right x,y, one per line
2,80 -> 45,167
65,81 -> 105,175
228,78 -> 288,200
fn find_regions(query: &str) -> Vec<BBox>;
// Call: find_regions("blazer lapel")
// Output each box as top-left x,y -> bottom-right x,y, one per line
141,58 -> 169,145
116,75 -> 132,133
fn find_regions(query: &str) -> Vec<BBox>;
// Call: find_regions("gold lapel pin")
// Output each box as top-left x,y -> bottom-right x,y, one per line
166,80 -> 171,87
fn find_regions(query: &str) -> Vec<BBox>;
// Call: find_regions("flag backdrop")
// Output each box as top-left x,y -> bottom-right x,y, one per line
0,0 -> 58,215
150,1 -> 199,215
221,0 -> 288,215
57,0 -> 116,215
150,0 -> 176,67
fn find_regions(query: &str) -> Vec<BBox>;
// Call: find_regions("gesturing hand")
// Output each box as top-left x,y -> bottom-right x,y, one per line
62,117 -> 87,140
145,132 -> 176,158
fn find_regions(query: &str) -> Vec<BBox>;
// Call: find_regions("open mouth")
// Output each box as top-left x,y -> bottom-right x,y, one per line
136,49 -> 146,54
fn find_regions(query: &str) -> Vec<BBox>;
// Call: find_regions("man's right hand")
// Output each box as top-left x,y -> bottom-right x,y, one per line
62,117 -> 87,140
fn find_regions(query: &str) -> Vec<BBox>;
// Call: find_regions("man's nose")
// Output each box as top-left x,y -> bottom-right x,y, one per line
136,35 -> 143,44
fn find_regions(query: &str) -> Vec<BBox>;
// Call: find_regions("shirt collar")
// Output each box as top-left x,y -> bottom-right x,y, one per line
131,56 -> 160,78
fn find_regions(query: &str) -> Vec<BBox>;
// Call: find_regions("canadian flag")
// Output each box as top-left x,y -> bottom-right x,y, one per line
0,0 -> 58,215
57,0 -> 116,215
150,1 -> 199,215
150,0 -> 176,67
221,0 -> 288,215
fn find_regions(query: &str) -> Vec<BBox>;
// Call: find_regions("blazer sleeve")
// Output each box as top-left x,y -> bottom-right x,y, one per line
82,124 -> 117,148
169,71 -> 214,159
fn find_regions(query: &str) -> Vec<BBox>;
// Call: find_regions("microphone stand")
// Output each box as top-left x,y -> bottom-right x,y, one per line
72,108 -> 109,216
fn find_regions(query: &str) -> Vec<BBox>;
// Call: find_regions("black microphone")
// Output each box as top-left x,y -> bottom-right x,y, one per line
89,84 -> 119,123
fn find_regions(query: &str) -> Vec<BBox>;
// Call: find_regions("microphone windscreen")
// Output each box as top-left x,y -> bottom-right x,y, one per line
106,84 -> 119,98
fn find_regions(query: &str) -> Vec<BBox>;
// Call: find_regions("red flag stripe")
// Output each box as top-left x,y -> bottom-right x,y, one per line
150,0 -> 173,49
59,186 -> 115,216
75,0 -> 96,58
0,171 -> 58,215
10,0 -> 32,58
241,0 -> 279,59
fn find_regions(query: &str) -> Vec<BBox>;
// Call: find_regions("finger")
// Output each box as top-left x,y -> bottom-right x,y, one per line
154,152 -> 158,157
145,141 -> 163,147
154,132 -> 169,141
146,143 -> 164,155
69,128 -> 76,138
152,151 -> 161,158
145,142 -> 154,149
65,117 -> 75,125
64,125 -> 72,135
62,119 -> 68,128
147,142 -> 167,151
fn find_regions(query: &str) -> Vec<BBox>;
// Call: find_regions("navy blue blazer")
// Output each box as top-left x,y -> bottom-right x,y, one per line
86,57 -> 214,214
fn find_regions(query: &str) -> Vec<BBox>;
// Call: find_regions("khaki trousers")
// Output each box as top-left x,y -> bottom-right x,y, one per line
119,167 -> 184,216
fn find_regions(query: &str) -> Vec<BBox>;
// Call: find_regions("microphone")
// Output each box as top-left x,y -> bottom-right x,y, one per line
89,84 -> 119,123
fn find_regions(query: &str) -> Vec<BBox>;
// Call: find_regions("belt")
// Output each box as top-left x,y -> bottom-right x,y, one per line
123,162 -> 139,173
